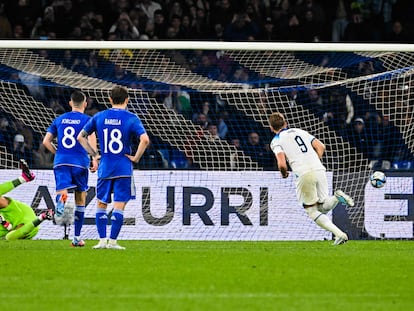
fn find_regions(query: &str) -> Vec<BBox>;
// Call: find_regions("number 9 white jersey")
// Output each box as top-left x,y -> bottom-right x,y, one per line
270,128 -> 326,177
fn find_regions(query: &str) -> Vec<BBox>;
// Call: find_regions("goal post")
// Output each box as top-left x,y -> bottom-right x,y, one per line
0,40 -> 412,240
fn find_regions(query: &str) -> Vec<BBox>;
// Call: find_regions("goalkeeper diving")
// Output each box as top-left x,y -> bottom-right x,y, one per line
0,159 -> 53,240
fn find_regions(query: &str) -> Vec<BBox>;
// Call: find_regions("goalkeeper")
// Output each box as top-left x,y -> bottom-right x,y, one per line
0,159 -> 53,240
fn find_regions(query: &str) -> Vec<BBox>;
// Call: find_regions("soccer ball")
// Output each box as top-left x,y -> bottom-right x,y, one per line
370,171 -> 386,188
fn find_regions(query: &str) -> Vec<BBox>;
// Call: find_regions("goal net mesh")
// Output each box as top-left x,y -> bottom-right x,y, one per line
0,44 -> 412,240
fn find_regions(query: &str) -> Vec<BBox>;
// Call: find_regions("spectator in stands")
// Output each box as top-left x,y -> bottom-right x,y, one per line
49,99 -> 66,114
229,137 -> 246,170
152,9 -> 167,39
217,110 -> 229,139
301,9 -> 324,42
60,50 -> 73,68
169,14 -> 182,37
210,22 -> 224,40
137,141 -> 167,169
162,85 -> 191,117
343,7 -> 375,42
329,0 -> 352,42
109,12 -> 140,40
49,0 -> 78,38
85,97 -> 101,116
348,117 -> 371,158
177,14 -> 194,39
223,12 -> 260,41
210,0 -> 234,29
257,17 -> 278,41
191,7 -> 210,39
285,13 -> 302,41
324,89 -> 354,135
306,89 -> 325,118
12,24 -> 25,39
194,53 -> 220,80
33,137 -> 54,169
11,134 -> 34,167
198,101 -> 215,123
6,0 -> 39,37
0,2 -> 12,38
205,123 -> 220,142
167,1 -> 183,22
0,117 -> 13,151
243,131 -> 274,168
385,20 -> 412,43
136,0 -> 162,23
194,112 -> 209,131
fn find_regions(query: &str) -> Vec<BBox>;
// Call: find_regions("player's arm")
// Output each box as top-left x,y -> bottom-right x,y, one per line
276,152 -> 289,178
42,132 -> 57,154
77,129 -> 100,160
87,132 -> 99,172
311,138 -> 325,159
125,133 -> 150,163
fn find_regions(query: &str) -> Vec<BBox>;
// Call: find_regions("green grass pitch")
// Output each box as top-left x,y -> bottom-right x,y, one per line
0,240 -> 412,311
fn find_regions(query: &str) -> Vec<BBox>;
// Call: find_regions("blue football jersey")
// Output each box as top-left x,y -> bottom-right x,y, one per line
47,111 -> 91,168
83,108 -> 146,178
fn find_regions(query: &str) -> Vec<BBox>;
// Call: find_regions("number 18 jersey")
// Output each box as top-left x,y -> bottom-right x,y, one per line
82,108 -> 146,179
47,111 -> 91,168
270,128 -> 326,177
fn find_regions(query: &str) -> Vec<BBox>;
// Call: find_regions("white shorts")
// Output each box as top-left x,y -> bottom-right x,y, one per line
295,170 -> 328,206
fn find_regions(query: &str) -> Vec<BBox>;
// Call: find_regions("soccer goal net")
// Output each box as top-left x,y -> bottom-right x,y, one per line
0,41 -> 412,241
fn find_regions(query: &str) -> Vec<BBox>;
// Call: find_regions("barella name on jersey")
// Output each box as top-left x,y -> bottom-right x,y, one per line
104,118 -> 121,125
61,119 -> 81,124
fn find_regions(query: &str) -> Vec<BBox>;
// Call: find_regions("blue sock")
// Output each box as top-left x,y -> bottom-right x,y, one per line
74,206 -> 85,237
56,194 -> 61,203
96,208 -> 107,238
110,210 -> 124,240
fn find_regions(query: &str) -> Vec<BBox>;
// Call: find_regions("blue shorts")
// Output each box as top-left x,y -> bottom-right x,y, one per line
97,177 -> 136,204
54,165 -> 89,192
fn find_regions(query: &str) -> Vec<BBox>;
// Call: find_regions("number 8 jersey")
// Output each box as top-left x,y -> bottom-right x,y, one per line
82,108 -> 146,178
270,128 -> 326,177
47,111 -> 91,169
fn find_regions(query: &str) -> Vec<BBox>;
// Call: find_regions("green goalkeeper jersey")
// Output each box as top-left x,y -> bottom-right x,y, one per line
0,197 -> 38,239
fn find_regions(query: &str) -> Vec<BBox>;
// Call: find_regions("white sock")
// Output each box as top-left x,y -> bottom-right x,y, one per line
108,238 -> 117,245
306,206 -> 345,237
318,196 -> 339,213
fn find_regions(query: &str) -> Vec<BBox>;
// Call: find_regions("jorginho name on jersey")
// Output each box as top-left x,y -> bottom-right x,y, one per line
270,128 -> 325,176
83,108 -> 146,179
47,111 -> 91,168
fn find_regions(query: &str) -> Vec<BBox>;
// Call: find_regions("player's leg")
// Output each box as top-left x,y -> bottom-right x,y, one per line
304,206 -> 348,245
0,159 -> 35,197
107,202 -> 126,250
54,166 -> 75,217
106,177 -> 135,250
316,171 -> 354,213
316,171 -> 340,213
72,191 -> 86,247
93,178 -> 110,249
298,172 -> 348,245
318,191 -> 354,213
71,167 -> 89,247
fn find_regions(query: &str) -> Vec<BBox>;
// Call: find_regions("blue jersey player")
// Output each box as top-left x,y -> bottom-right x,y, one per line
43,91 -> 98,247
78,86 -> 150,250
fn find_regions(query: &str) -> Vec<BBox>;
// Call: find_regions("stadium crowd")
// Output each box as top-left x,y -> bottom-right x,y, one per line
1,0 -> 414,43
0,0 -> 413,170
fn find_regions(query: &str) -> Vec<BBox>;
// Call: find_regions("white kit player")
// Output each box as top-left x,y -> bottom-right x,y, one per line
269,112 -> 354,245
